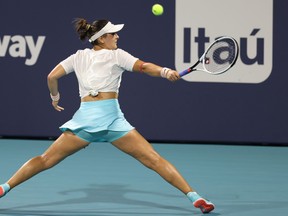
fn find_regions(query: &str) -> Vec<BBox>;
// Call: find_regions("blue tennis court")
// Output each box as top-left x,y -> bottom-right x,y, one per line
0,139 -> 287,216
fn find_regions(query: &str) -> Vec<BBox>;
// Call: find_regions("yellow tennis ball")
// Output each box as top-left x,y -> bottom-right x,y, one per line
152,4 -> 164,16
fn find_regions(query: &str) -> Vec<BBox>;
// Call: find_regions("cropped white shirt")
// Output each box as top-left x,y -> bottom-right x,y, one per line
60,48 -> 138,98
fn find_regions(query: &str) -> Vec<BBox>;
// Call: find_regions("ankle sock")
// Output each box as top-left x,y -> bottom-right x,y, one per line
0,183 -> 10,198
187,191 -> 201,203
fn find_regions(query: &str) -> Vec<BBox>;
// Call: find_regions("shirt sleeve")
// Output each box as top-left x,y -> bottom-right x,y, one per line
59,54 -> 75,74
116,49 -> 139,72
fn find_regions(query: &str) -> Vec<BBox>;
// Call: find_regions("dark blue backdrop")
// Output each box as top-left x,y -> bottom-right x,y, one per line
0,0 -> 287,144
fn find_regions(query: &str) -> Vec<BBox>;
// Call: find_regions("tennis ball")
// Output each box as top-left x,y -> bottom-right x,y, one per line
152,4 -> 164,16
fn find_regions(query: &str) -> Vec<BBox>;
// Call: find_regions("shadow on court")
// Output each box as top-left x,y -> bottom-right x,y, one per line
2,183 -> 286,216
0,184 -> 214,216
1,140 -> 287,216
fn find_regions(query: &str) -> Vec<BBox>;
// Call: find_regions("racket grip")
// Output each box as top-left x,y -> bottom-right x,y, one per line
179,68 -> 191,77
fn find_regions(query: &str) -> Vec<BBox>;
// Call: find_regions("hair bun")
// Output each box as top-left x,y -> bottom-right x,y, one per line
85,24 -> 91,31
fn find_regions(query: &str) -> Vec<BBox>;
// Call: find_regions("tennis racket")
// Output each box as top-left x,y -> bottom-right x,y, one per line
179,36 -> 239,77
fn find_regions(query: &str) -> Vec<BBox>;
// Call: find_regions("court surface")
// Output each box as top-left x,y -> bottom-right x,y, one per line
0,139 -> 287,216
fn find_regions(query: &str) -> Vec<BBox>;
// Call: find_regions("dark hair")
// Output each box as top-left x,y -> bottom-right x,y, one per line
73,18 -> 109,45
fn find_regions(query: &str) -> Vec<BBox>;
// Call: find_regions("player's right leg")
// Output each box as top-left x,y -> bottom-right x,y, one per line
0,131 -> 89,198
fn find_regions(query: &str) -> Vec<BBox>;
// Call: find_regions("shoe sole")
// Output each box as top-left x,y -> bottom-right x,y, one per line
193,198 -> 215,213
0,188 -> 5,198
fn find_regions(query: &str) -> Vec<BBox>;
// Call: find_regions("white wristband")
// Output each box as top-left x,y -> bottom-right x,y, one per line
160,67 -> 172,78
50,92 -> 60,101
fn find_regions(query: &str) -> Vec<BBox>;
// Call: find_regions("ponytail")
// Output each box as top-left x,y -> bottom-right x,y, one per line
73,18 -> 109,45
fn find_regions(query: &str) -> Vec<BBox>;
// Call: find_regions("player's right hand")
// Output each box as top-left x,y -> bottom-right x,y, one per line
52,100 -> 64,112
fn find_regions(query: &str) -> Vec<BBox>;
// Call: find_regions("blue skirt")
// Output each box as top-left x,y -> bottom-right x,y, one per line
60,99 -> 134,142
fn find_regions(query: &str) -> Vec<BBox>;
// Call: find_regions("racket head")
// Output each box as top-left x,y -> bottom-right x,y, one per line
201,36 -> 239,75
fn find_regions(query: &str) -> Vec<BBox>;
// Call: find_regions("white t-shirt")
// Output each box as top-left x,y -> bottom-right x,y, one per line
60,48 -> 138,98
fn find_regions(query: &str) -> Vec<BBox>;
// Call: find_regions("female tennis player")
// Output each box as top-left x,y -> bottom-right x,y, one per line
0,18 -> 214,214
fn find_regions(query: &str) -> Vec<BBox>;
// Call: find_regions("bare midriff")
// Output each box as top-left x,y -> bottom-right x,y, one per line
81,92 -> 118,102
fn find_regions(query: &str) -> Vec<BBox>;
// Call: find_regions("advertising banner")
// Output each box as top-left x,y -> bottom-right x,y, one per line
1,0 -> 287,145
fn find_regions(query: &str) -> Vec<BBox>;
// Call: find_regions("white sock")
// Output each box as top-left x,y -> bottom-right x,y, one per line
187,191 -> 201,202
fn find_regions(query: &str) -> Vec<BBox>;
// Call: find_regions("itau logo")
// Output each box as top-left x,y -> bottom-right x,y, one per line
175,0 -> 273,83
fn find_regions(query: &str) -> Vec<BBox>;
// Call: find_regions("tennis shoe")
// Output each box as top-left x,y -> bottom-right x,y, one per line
0,183 -> 10,198
0,186 -> 6,198
193,197 -> 215,213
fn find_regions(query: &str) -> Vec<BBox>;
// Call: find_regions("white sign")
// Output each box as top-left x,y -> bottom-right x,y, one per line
175,0 -> 273,83
0,35 -> 46,66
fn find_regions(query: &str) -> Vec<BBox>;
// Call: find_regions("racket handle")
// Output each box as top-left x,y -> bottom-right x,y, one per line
179,68 -> 191,77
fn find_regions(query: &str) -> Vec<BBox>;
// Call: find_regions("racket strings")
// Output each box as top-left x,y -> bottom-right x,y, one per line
203,39 -> 237,74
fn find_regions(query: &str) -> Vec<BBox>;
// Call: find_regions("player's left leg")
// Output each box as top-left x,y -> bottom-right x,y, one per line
111,129 -> 214,213
112,129 -> 192,193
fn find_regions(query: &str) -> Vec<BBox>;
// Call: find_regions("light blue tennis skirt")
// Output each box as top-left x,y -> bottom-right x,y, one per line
60,99 -> 134,142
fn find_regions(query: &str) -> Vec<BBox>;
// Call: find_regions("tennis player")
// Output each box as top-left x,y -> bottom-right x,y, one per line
0,18 -> 214,214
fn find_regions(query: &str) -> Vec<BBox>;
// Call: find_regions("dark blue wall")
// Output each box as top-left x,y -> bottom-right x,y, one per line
0,0 -> 287,144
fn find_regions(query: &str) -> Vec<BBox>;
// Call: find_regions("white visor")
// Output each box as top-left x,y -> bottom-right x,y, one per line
89,21 -> 124,42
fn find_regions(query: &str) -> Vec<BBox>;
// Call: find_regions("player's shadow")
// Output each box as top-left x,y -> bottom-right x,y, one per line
1,184 -> 218,216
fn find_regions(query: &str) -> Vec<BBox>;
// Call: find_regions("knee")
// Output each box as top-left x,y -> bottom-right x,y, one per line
140,151 -> 162,170
37,154 -> 57,170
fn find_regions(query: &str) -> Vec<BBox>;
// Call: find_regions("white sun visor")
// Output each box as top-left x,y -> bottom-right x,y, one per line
89,22 -> 124,42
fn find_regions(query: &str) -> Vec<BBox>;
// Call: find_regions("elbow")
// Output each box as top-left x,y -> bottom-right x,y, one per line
47,71 -> 60,85
47,72 -> 55,82
47,64 -> 65,82
141,62 -> 152,73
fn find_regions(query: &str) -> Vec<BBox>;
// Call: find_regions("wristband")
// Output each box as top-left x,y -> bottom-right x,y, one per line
50,92 -> 60,101
160,67 -> 172,78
